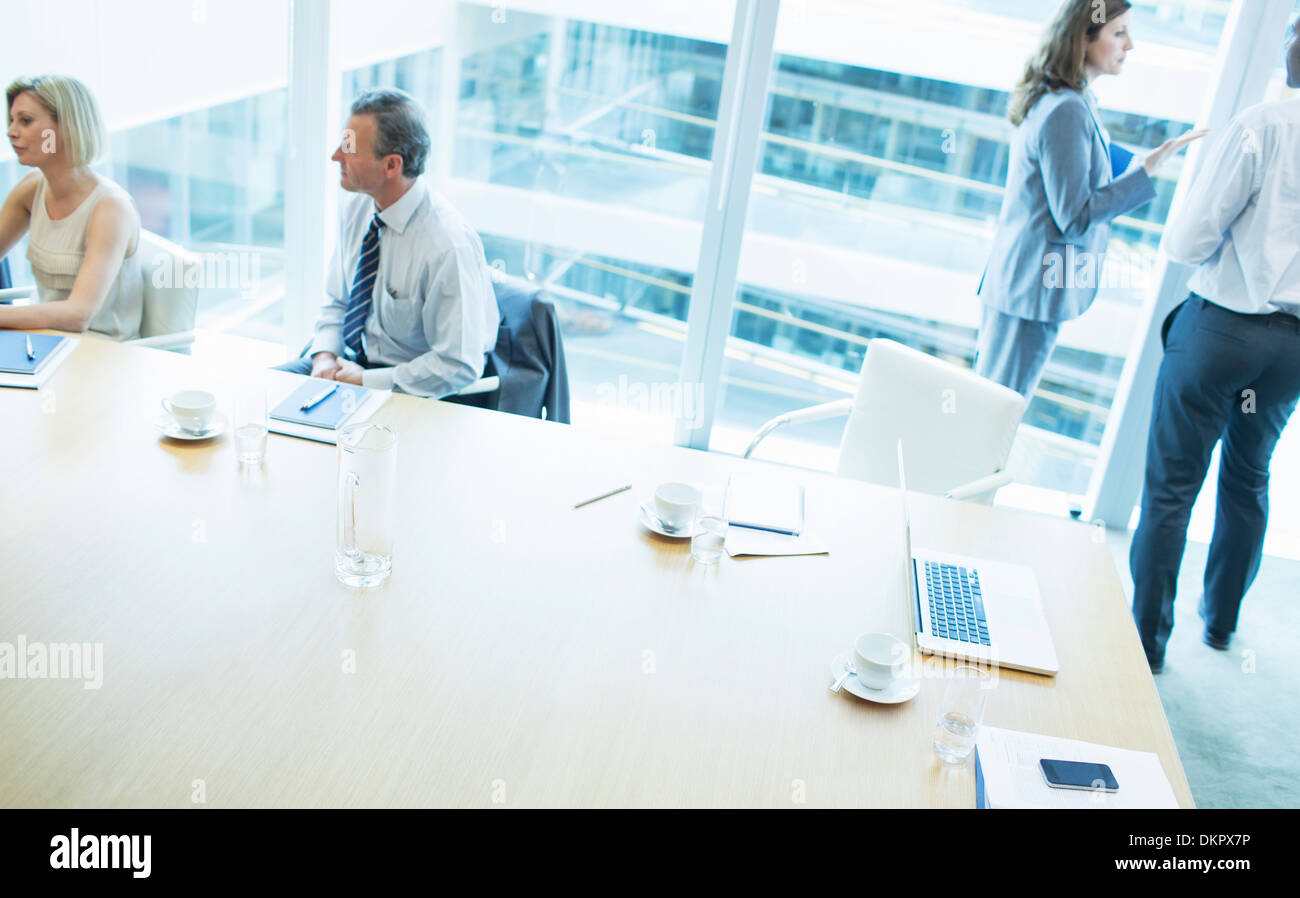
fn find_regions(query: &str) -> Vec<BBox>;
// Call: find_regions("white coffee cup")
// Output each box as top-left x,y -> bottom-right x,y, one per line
853,632 -> 911,690
653,482 -> 701,531
162,390 -> 217,433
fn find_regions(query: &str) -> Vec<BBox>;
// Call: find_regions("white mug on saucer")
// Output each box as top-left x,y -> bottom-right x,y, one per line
653,482 -> 701,531
162,390 -> 217,433
853,633 -> 910,690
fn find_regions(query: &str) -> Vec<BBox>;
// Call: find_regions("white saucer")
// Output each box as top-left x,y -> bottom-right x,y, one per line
830,651 -> 920,704
637,502 -> 698,538
157,413 -> 226,441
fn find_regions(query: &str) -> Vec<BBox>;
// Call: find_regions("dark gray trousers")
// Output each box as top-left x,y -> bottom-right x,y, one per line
272,347 -> 366,376
1130,294 -> 1300,662
272,357 -> 314,376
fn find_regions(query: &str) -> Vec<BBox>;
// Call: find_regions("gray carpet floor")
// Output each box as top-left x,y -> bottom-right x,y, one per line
1108,531 -> 1300,808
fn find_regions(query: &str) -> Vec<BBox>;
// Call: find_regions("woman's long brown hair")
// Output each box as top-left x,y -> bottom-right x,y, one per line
1008,0 -> 1132,126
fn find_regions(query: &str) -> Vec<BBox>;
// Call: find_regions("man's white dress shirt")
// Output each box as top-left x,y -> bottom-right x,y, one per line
310,178 -> 500,396
1163,97 -> 1300,317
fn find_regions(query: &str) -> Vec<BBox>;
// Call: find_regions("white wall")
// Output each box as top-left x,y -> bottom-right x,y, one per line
1,0 -> 288,145
337,0 -> 450,69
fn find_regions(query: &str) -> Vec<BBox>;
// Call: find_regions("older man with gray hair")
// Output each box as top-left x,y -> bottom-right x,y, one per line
279,87 -> 498,397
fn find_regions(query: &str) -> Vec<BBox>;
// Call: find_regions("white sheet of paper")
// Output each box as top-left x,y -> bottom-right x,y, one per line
723,473 -> 804,533
724,528 -> 829,557
977,725 -> 1180,809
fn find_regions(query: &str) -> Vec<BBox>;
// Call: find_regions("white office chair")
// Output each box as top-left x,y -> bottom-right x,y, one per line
128,230 -> 200,353
743,339 -> 1026,504
0,286 -> 33,303
0,230 -> 200,353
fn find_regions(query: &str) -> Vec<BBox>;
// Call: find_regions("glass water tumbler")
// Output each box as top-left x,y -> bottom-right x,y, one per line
234,385 -> 268,465
691,514 -> 727,564
932,666 -> 990,764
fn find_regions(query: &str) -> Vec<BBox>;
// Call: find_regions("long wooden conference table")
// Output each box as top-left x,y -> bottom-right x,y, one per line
0,335 -> 1193,807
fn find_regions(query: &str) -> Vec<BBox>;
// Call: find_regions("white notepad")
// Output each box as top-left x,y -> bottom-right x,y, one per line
723,473 -> 805,535
724,528 -> 829,557
976,725 -> 1180,809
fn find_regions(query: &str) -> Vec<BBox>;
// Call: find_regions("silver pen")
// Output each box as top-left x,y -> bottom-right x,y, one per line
573,484 -> 632,509
300,382 -> 340,412
25,334 -> 35,361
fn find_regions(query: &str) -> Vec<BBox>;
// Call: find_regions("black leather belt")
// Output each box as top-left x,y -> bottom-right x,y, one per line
1191,292 -> 1300,333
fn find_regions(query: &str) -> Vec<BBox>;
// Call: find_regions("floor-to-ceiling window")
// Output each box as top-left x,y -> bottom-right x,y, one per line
443,1 -> 737,443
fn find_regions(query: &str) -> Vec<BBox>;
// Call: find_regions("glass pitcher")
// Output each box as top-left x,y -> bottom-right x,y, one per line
335,422 -> 397,588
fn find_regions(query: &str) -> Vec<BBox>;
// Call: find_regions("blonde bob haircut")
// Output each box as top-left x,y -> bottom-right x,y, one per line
6,74 -> 107,166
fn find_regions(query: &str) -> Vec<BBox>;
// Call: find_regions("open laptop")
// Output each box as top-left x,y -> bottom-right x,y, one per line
899,442 -> 1059,676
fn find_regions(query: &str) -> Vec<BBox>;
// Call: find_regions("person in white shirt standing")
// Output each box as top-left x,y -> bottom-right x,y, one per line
278,88 -> 499,397
1131,17 -> 1300,673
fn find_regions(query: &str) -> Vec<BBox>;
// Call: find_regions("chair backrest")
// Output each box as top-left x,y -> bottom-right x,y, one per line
486,271 -> 571,423
836,339 -> 1025,503
136,230 -> 199,339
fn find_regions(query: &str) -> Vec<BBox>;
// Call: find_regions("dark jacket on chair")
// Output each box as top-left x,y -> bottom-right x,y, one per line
485,273 -> 571,423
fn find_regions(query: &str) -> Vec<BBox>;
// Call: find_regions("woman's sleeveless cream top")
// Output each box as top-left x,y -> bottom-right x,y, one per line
27,175 -> 143,341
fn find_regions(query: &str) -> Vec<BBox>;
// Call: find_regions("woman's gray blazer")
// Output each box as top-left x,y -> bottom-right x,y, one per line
978,88 -> 1157,323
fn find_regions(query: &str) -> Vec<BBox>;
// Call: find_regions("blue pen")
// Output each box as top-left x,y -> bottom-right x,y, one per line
25,334 -> 35,361
300,382 -> 340,412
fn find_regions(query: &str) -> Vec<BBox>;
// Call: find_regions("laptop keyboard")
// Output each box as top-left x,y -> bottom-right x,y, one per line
923,561 -> 990,646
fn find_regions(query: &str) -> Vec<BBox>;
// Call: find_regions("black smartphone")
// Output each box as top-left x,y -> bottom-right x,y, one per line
1039,758 -> 1119,792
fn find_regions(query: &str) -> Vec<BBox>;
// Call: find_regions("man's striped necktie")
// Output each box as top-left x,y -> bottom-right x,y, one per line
342,212 -> 385,365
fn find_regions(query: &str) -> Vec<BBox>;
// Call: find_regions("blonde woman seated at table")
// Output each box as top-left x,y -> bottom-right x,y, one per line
0,74 -> 142,339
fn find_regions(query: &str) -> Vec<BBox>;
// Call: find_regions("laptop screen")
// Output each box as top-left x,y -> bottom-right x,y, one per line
897,441 -> 921,635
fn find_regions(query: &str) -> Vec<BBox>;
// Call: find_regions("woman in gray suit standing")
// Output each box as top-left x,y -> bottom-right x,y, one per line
975,0 -> 1204,399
